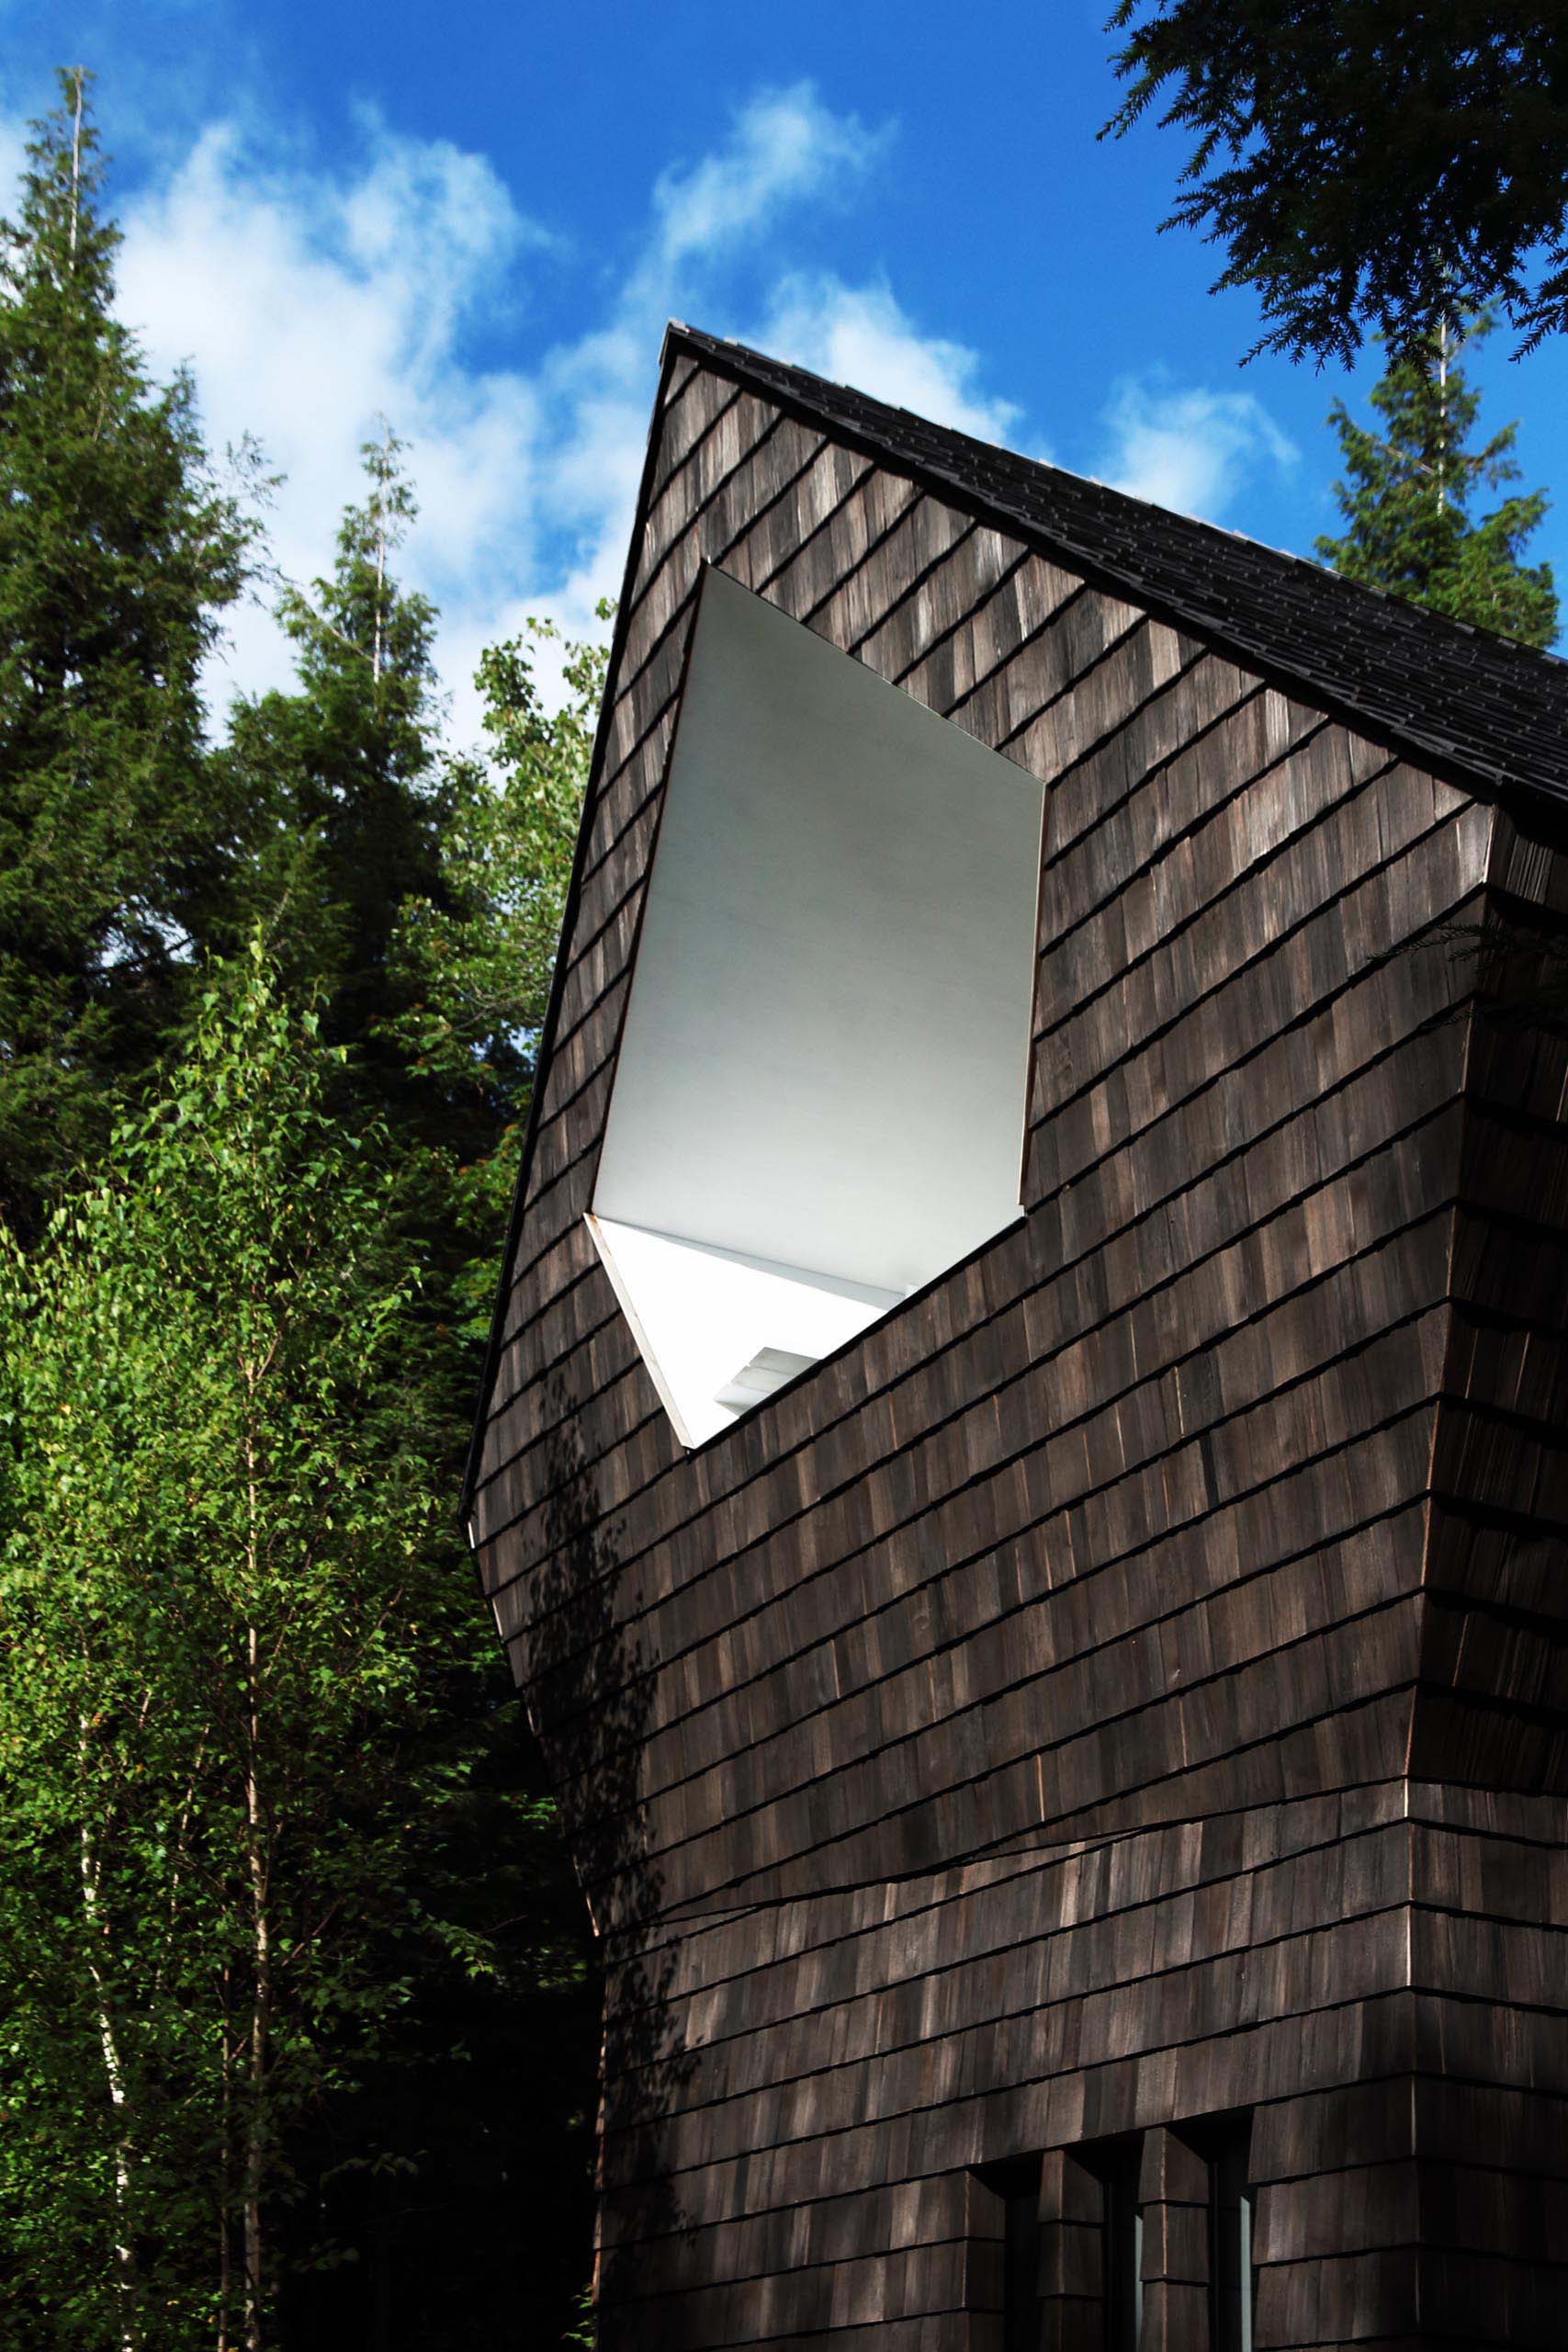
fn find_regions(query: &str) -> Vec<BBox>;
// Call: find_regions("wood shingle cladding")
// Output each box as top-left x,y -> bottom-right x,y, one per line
465,330 -> 1568,2350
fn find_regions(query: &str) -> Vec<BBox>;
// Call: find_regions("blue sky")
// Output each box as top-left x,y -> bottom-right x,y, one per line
6,0 -> 1568,732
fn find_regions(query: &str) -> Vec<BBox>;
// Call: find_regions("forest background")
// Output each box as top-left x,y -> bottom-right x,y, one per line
1,28 -> 1564,2352
0,76 -> 604,2352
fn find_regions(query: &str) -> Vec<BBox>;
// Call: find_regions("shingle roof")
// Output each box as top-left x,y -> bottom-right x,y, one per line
670,323 -> 1568,835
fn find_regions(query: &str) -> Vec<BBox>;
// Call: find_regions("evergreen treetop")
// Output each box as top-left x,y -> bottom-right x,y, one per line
1314,313 -> 1559,650
217,426 -> 449,1085
0,71 -> 256,1228
1103,5 -> 1568,366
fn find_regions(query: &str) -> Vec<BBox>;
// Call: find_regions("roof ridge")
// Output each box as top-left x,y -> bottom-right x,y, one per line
665,322 -> 1568,820
669,322 -> 1568,677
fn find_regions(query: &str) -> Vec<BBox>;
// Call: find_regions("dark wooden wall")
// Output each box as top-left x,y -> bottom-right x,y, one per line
468,354 -> 1568,2350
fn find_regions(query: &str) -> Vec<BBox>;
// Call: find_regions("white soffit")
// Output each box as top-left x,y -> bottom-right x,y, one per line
590,565 -> 1043,1446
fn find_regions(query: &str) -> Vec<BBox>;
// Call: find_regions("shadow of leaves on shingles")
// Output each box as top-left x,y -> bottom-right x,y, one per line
528,1373 -> 699,2346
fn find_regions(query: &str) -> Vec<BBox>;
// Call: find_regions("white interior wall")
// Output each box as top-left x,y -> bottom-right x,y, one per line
589,1216 -> 898,1447
590,565 -> 1043,1444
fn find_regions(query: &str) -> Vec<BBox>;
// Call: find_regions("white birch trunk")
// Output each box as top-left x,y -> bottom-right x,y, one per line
242,1658 -> 270,2352
67,69 -> 84,262
1437,313 -> 1450,514
242,1397 -> 271,2352
78,1719 -> 139,2352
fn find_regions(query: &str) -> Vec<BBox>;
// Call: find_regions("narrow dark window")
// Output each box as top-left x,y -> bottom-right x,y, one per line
1100,2143 -> 1144,2352
998,2159 -> 1043,2352
1208,2127 -> 1255,2352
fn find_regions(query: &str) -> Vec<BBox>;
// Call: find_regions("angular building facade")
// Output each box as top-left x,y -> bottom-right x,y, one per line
464,327 -> 1568,2351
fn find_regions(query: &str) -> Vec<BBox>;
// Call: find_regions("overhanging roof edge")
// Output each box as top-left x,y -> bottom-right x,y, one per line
662,323 -> 1568,842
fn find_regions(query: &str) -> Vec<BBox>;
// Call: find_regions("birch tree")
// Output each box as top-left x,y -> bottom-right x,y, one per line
0,945 -> 476,2349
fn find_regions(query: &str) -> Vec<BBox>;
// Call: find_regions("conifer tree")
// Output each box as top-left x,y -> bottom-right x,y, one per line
0,71 -> 254,1229
1103,6 -> 1568,366
0,74 -> 605,2339
216,460 -> 606,2346
1315,315 -> 1558,649
217,426 -> 447,1091
220,442 -> 605,1364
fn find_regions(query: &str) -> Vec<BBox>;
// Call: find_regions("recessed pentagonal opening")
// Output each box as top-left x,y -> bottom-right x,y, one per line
590,566 -> 1043,1446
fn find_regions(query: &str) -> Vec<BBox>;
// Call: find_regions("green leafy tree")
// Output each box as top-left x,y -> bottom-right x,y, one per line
266,611 -> 607,2352
211,429 -> 608,2346
221,439 -> 606,1341
382,612 -> 609,1344
215,457 -> 607,2341
0,71 -> 254,1228
0,946 -> 520,2350
1102,5 -> 1568,364
1315,314 -> 1558,648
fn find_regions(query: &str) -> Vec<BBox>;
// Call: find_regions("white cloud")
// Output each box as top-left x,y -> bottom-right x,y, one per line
0,74 -> 1308,759
644,85 -> 886,279
114,112 -> 550,729
1096,376 -> 1297,522
95,85 -> 898,739
0,110 -> 24,200
1,78 -> 1042,741
756,273 -> 1024,447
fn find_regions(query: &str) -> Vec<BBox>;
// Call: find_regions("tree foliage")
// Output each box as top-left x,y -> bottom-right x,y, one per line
215,426 -> 447,1086
0,948 -> 600,2351
0,950 -> 462,2346
217,438 -> 602,1356
0,70 -> 255,1227
1315,315 -> 1558,647
1102,5 -> 1568,366
0,73 -> 605,2352
383,614 -> 608,1345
